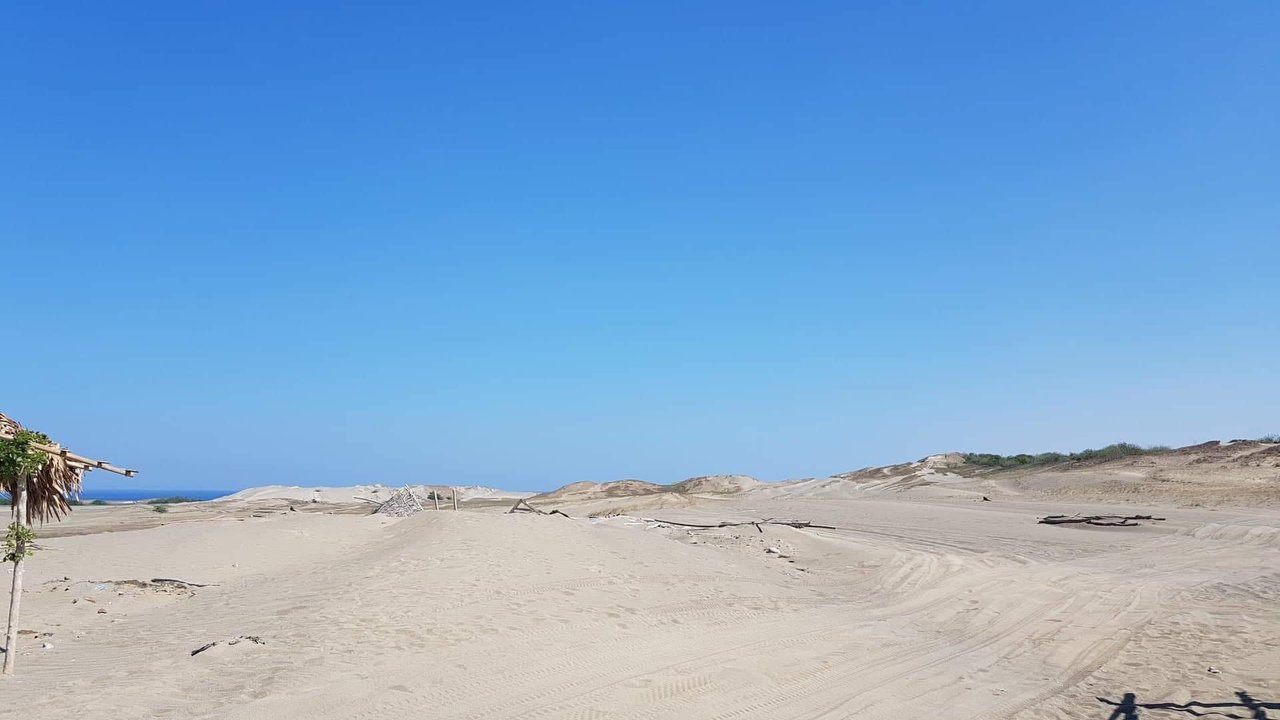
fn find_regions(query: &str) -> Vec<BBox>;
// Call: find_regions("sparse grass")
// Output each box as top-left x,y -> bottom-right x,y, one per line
1259,434 -> 1280,443
150,504 -> 169,513
145,496 -> 201,505
963,443 -> 1171,469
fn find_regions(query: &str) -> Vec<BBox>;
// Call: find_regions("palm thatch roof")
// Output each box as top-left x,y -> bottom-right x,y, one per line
1,411 -> 137,523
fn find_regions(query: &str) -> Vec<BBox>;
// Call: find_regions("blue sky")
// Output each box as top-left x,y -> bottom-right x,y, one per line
3,2 -> 1277,492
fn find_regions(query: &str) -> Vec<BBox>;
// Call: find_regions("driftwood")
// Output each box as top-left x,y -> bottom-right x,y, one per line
150,578 -> 216,588
507,499 -> 572,518
1039,514 -> 1166,527
642,518 -> 840,532
191,635 -> 265,656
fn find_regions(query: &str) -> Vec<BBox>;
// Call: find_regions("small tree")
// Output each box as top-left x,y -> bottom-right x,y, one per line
0,411 -> 134,676
1,430 -> 49,675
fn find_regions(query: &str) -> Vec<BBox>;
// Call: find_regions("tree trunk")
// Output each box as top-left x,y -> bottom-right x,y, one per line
3,480 -> 29,675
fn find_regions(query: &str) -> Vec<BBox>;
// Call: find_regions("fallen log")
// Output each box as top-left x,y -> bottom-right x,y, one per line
1087,519 -> 1139,527
1038,514 -> 1166,527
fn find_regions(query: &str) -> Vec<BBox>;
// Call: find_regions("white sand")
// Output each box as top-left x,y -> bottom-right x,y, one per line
4,447 -> 1279,718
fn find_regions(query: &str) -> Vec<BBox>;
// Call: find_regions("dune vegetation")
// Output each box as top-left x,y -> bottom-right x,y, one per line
145,496 -> 202,505
963,442 -> 1172,469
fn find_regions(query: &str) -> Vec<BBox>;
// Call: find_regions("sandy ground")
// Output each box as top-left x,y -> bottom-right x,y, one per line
3,485 -> 1278,719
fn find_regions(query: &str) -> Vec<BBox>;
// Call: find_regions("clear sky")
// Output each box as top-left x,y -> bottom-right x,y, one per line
3,2 -> 1277,492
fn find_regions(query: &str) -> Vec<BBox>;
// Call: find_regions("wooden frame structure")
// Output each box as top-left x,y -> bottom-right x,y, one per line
370,486 -> 463,516
11,438 -> 136,478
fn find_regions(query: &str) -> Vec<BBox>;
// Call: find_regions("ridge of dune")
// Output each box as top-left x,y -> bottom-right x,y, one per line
670,474 -> 763,494
530,439 -> 1280,508
225,483 -> 533,503
759,439 -> 1280,506
221,439 -> 1280,510
535,474 -> 764,502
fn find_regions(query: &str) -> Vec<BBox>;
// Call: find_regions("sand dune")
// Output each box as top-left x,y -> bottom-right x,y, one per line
226,483 -> 534,504
535,475 -> 763,502
4,442 -> 1278,718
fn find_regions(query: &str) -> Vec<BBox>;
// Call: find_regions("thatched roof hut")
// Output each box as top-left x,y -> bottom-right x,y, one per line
0,411 -> 136,523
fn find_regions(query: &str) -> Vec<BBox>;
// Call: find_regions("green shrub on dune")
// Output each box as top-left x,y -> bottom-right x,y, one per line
963,443 -> 1169,469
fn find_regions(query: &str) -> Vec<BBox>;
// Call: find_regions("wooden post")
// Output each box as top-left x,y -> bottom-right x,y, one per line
3,479 -> 29,675
432,488 -> 440,511
452,488 -> 458,511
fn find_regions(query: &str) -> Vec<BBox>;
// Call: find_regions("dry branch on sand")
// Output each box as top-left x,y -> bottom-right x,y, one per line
150,578 -> 217,589
190,635 -> 266,657
507,499 -> 572,518
642,518 -> 841,533
1038,514 -> 1166,527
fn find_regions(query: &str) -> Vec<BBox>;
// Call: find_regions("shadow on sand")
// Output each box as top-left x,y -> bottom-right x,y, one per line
1099,691 -> 1277,719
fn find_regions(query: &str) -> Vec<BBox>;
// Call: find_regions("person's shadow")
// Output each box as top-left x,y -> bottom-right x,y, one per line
1098,691 -> 1277,719
1101,693 -> 1139,720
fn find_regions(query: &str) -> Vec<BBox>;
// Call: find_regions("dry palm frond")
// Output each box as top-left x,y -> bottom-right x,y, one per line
0,412 -> 20,441
1,412 -> 86,523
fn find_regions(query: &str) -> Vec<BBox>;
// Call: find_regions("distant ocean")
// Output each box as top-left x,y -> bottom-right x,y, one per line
79,489 -> 234,502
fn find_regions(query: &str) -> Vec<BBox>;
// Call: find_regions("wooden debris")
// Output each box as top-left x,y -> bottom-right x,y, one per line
507,499 -> 572,518
65,578 -> 211,596
150,578 -> 216,589
191,635 -> 265,657
642,518 -> 840,531
227,635 -> 264,646
1038,514 -> 1166,527
375,487 -> 424,517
